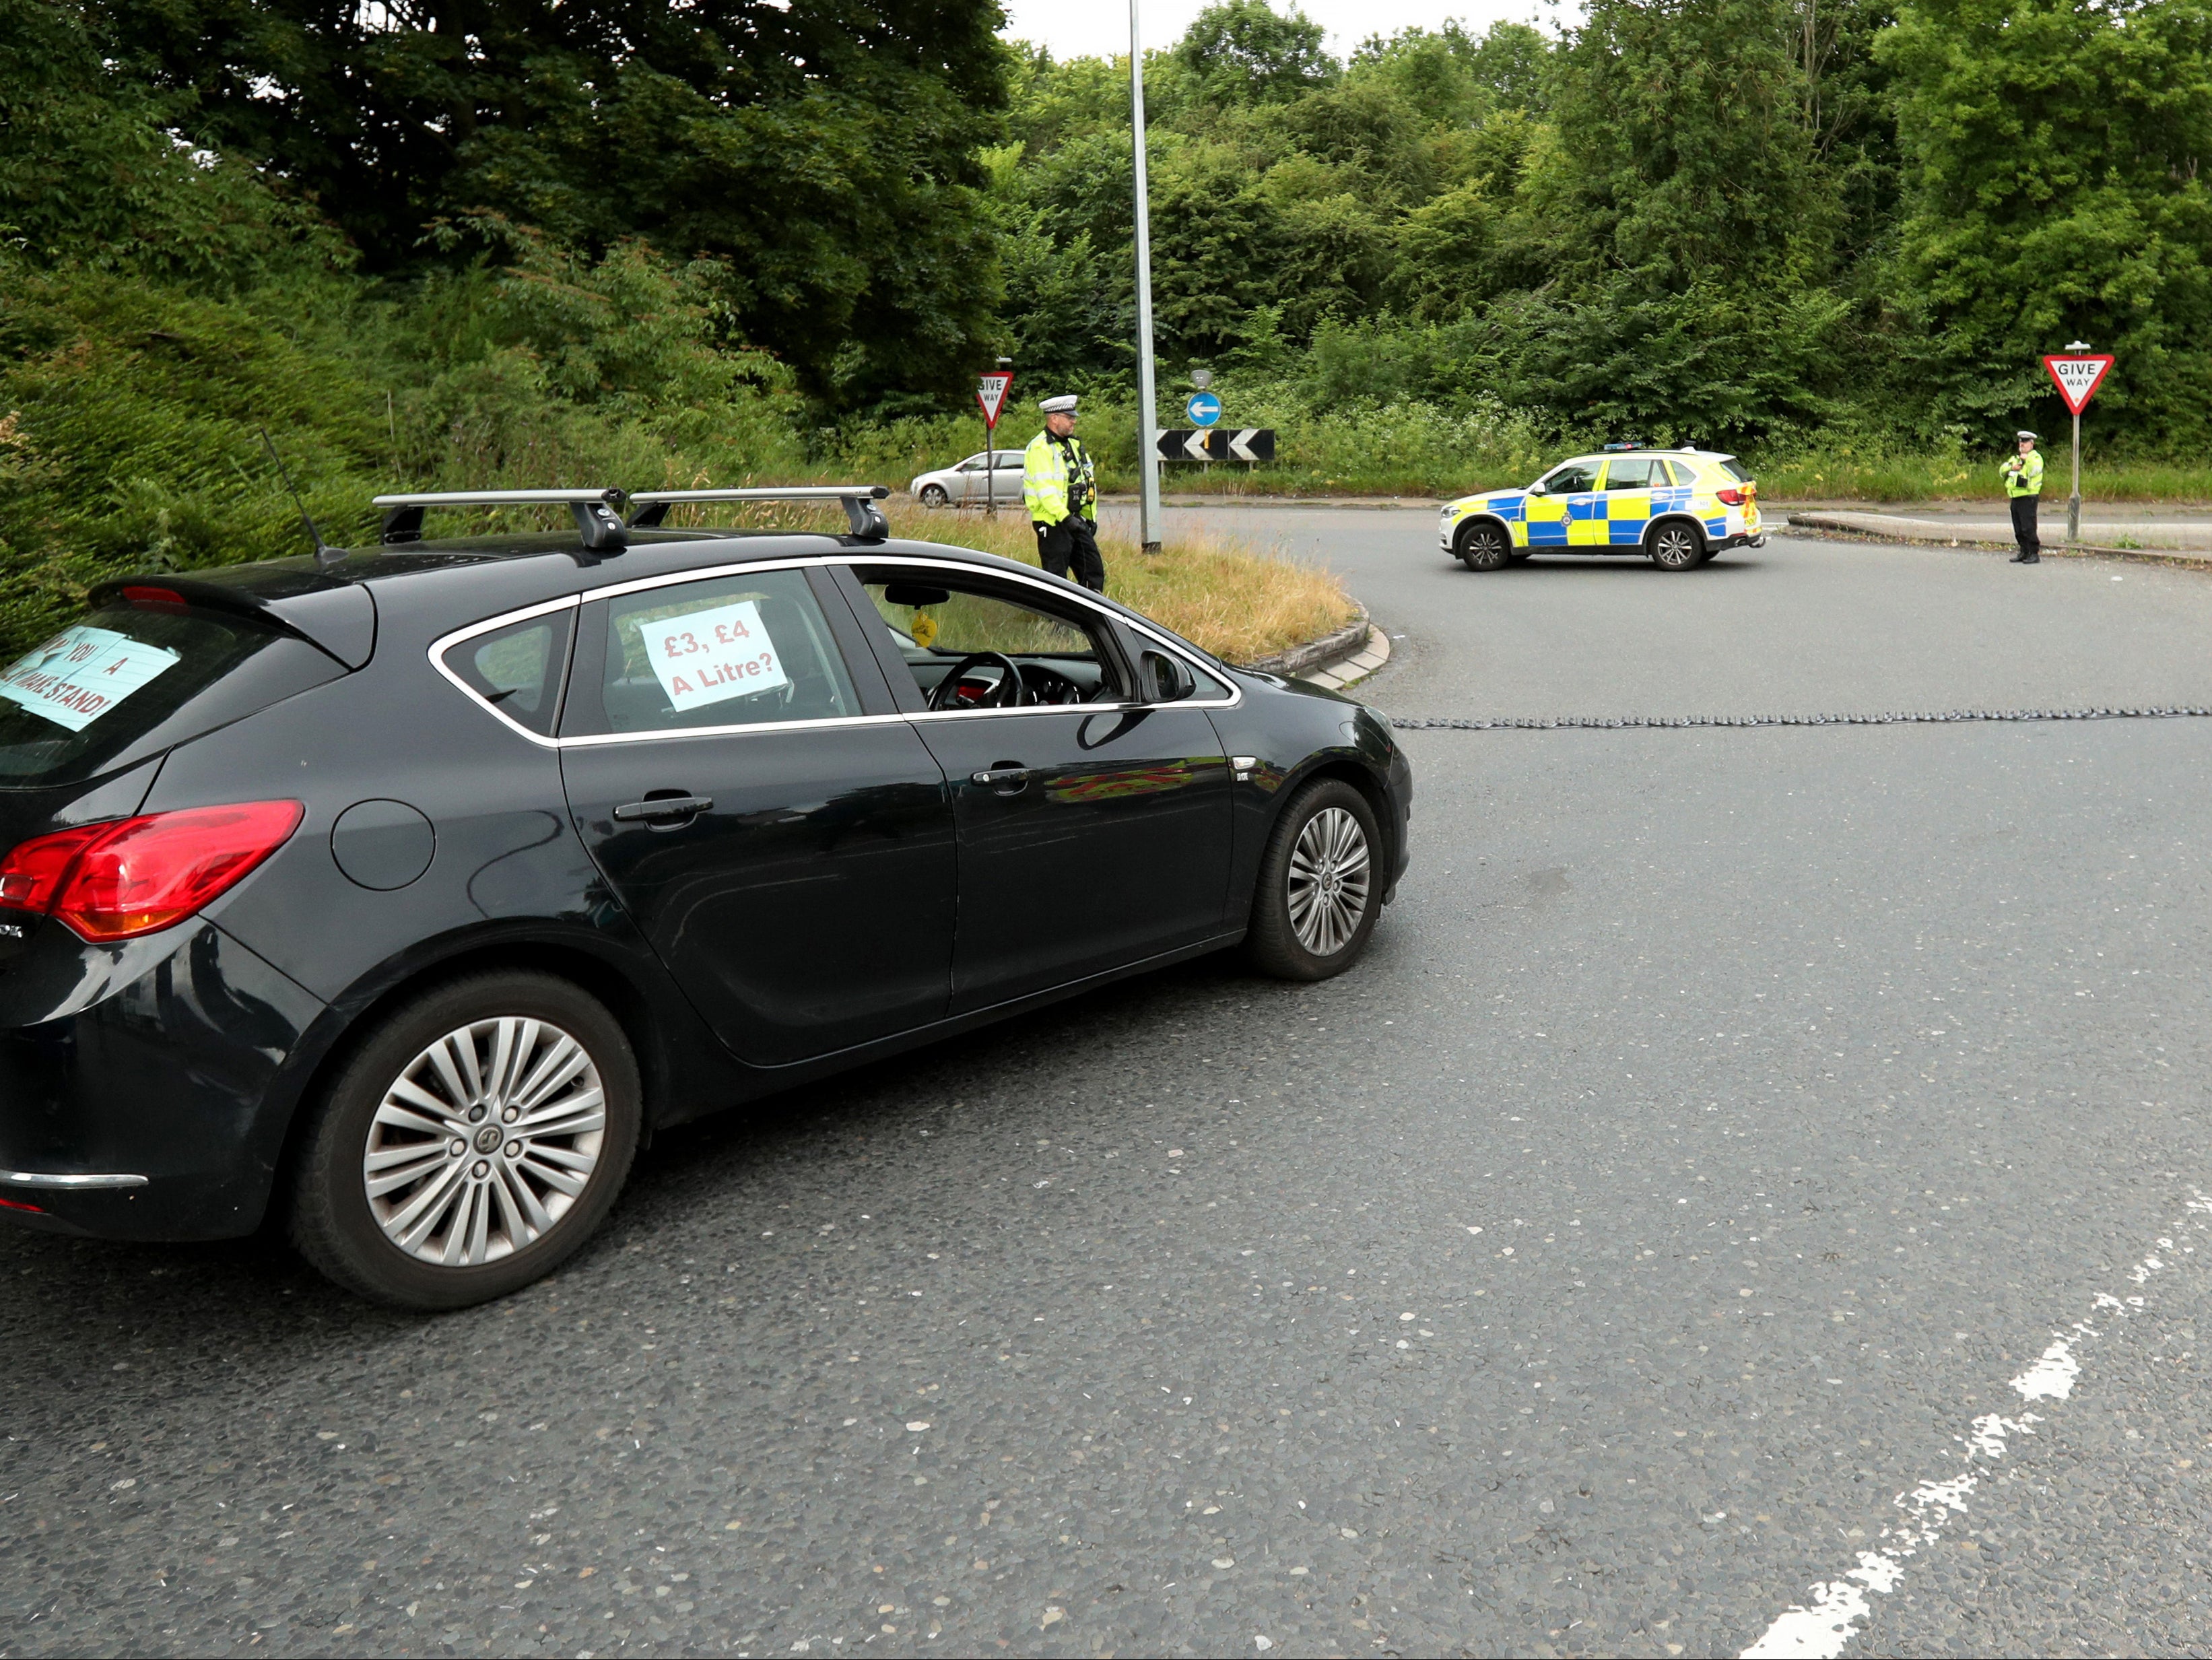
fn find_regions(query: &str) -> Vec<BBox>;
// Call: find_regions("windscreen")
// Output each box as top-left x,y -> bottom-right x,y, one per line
0,601 -> 345,787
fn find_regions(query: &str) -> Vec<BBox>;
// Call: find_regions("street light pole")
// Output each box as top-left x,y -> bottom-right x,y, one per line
1129,0 -> 1163,554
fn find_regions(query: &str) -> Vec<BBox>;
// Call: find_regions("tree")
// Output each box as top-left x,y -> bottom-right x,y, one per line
0,0 -> 337,291
1880,0 -> 2212,443
1350,21 -> 1553,122
1172,0 -> 1337,105
1549,0 -> 1838,292
88,0 -> 1013,405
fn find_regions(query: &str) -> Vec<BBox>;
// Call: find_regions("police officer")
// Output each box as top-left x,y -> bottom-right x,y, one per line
2003,430 -> 2044,564
1024,395 -> 1104,592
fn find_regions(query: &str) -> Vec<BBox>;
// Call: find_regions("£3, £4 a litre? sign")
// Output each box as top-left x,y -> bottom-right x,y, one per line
2043,353 -> 2114,415
642,601 -> 789,715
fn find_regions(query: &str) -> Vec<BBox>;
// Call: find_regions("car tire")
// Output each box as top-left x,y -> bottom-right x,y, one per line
918,484 -> 950,508
288,971 -> 642,1310
1244,778 -> 1382,982
1647,521 -> 1704,570
1456,521 -> 1512,571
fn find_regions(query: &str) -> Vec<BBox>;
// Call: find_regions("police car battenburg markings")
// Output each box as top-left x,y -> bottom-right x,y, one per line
0,626 -> 181,733
642,602 -> 789,713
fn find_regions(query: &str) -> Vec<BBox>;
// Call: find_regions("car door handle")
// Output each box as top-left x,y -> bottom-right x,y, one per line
612,795 -> 713,822
970,766 -> 1032,791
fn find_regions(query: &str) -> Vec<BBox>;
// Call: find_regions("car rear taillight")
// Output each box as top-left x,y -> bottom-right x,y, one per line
1716,487 -> 1745,506
0,801 -> 303,941
0,822 -> 106,913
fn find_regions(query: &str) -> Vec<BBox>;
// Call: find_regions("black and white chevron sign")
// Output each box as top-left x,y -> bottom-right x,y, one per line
1156,428 -> 1275,462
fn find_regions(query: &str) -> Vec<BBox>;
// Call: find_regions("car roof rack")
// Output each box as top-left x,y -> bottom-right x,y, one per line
372,488 -> 630,553
626,486 -> 890,541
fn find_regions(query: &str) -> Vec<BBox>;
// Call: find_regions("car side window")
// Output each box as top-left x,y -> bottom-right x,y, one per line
441,609 -> 575,737
579,569 -> 861,735
856,570 -> 1125,707
1542,462 -> 1599,494
957,454 -> 988,472
1603,459 -> 1655,491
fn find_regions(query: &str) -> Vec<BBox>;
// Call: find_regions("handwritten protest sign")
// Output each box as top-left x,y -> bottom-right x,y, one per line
640,601 -> 789,715
0,626 -> 181,733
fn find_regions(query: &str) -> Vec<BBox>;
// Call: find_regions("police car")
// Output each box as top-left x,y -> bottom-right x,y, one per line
1439,447 -> 1765,572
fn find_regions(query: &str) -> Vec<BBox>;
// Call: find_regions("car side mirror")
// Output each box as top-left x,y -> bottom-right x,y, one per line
1141,650 -> 1197,703
1526,481 -> 1547,496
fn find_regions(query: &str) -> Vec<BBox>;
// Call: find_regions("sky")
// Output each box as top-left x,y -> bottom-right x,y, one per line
999,0 -> 1563,67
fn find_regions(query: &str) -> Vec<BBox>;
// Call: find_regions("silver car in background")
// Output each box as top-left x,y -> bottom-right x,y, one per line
910,449 -> 1025,508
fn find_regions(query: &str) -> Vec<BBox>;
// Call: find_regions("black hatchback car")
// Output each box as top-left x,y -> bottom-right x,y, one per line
0,486 -> 1411,1307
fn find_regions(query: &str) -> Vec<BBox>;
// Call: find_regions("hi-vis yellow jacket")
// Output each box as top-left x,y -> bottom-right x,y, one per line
2001,448 -> 2045,497
1023,432 -> 1096,526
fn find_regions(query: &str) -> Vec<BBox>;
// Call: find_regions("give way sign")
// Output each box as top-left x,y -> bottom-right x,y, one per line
2043,354 -> 2114,415
976,371 -> 1013,428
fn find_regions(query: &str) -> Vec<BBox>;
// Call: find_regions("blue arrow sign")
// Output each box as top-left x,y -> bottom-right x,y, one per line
1185,391 -> 1221,428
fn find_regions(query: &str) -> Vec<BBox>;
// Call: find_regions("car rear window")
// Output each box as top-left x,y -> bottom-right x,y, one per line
0,599 -> 346,787
1715,457 -> 1753,482
440,609 -> 576,737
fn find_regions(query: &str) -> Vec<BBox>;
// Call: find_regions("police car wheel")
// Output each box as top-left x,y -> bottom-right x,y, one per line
1647,523 -> 1704,571
918,484 -> 949,507
1244,779 -> 1380,982
1457,522 -> 1510,572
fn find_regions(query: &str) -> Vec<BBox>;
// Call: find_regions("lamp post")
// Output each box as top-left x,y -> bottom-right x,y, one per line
1129,0 -> 1163,554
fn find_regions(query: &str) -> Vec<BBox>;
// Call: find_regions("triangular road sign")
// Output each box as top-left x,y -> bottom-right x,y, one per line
2043,354 -> 2113,415
976,372 -> 1013,427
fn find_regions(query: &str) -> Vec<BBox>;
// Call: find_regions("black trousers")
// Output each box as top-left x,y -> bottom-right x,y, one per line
1037,516 -> 1105,591
2010,494 -> 2040,558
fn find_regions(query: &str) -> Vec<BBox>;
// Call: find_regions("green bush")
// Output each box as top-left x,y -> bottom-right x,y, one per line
0,226 -> 817,653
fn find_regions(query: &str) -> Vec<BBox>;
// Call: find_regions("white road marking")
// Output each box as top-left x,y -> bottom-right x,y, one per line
2009,1339 -> 2080,1401
1738,1193 -> 2211,1659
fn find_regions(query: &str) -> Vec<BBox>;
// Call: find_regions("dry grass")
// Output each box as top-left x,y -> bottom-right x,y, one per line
893,509 -> 1356,665
650,499 -> 1359,665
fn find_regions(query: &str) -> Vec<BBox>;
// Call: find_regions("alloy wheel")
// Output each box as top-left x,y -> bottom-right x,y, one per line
1461,525 -> 1510,570
1651,525 -> 1702,569
1287,806 -> 1372,957
362,1017 -> 607,1267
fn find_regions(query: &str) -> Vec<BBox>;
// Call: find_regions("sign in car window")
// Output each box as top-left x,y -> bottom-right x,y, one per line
0,625 -> 182,732
639,600 -> 789,714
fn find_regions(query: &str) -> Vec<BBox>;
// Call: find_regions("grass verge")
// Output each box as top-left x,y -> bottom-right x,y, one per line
900,510 -> 1358,666
1749,448 -> 2212,504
